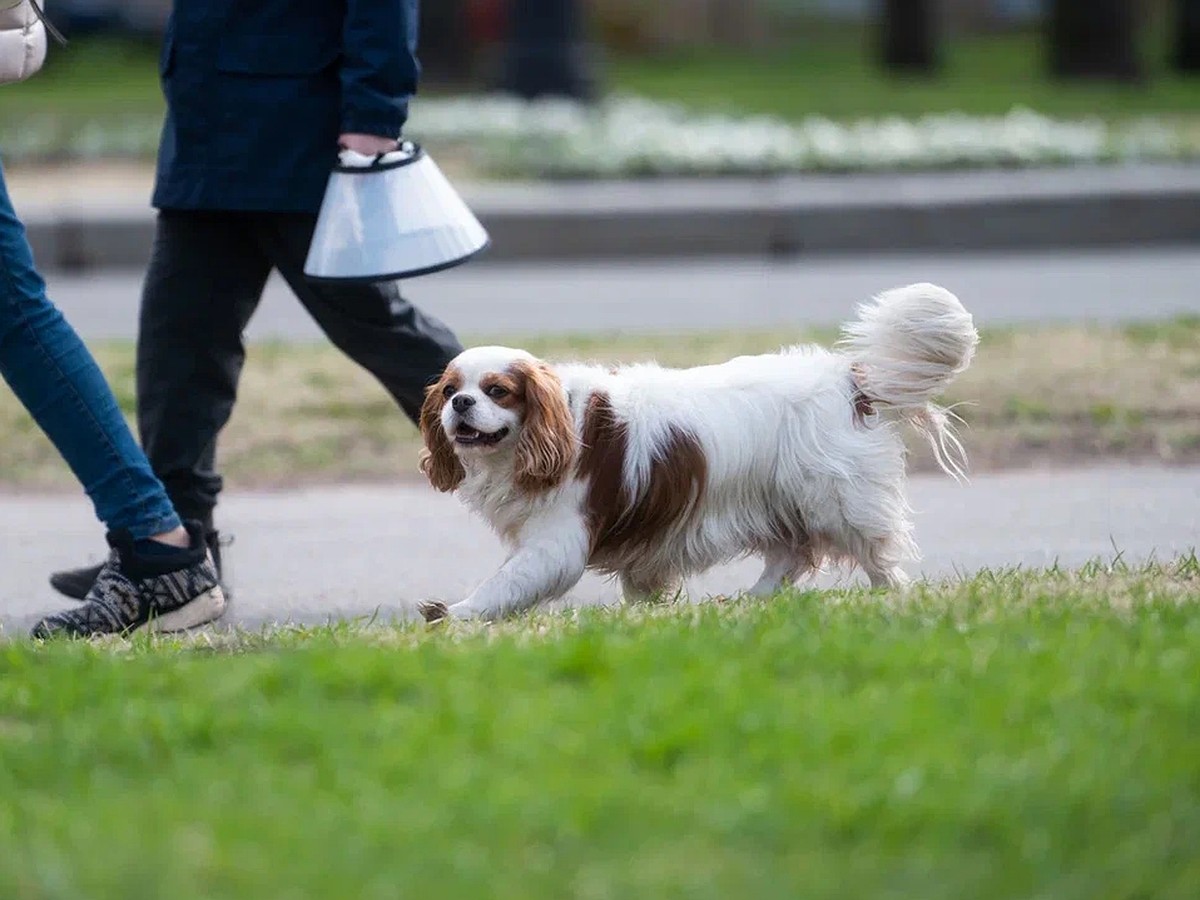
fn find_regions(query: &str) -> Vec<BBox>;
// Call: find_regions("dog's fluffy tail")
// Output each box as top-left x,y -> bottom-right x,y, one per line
840,282 -> 979,480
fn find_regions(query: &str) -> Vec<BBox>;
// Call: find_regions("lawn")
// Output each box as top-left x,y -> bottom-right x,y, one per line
4,27 -> 1199,131
0,36 -> 162,118
2,559 -> 1199,898
1,319 -> 1197,490
611,27 -> 1200,122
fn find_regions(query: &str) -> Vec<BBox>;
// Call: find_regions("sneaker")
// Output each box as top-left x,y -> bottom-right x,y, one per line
49,529 -> 228,601
31,521 -> 227,640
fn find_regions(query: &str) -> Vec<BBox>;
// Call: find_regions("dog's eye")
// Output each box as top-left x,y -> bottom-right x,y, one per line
442,384 -> 456,399
485,385 -> 509,399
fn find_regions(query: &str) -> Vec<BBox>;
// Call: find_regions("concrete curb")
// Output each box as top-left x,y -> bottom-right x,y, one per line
22,164 -> 1200,271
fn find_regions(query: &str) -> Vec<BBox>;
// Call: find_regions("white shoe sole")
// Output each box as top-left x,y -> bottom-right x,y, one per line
140,586 -> 228,634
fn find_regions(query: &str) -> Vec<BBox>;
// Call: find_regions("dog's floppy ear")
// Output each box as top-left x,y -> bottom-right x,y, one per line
511,360 -> 577,493
418,369 -> 465,493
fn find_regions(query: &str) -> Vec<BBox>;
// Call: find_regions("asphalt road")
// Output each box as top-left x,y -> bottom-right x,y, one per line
2,465 -> 1197,636
43,247 -> 1200,342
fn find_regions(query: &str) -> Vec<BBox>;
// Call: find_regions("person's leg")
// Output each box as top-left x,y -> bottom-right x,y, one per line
137,210 -> 273,528
48,209 -> 271,602
0,160 -> 226,637
0,159 -> 182,543
253,213 -> 463,425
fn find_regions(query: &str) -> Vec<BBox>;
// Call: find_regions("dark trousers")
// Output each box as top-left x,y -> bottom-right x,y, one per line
136,210 -> 463,529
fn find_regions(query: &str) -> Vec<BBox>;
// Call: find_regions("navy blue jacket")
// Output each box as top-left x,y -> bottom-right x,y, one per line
152,0 -> 419,213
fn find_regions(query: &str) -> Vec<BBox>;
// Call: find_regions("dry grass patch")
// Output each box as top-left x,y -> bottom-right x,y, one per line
1,319 -> 1197,489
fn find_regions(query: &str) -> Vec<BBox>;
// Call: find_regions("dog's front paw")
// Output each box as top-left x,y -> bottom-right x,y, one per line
417,600 -> 450,624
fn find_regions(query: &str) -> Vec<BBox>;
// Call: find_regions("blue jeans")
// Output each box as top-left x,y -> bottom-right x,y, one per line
0,158 -> 181,539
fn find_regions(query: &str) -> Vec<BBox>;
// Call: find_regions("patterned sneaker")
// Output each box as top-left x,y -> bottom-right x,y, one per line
48,529 -> 229,601
31,521 -> 227,640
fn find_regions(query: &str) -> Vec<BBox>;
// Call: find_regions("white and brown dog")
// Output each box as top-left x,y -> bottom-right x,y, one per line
417,283 -> 978,622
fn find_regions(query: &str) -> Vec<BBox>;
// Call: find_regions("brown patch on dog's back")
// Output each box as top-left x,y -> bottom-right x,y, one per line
578,392 -> 707,563
578,393 -> 627,542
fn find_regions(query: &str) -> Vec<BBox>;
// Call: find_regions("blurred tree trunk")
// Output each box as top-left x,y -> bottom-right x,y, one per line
878,0 -> 940,75
945,0 -> 995,35
708,0 -> 768,49
496,0 -> 600,101
1047,0 -> 1143,81
419,0 -> 474,84
1175,0 -> 1200,72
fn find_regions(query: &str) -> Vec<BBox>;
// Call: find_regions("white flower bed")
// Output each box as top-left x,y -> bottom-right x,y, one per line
0,115 -> 163,163
407,94 -> 1198,177
3,94 -> 1196,176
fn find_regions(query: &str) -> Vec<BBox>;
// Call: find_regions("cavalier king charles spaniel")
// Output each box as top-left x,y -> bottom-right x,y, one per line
417,283 -> 978,622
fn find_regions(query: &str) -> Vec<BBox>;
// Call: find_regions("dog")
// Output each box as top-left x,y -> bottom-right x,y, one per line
416,283 -> 978,622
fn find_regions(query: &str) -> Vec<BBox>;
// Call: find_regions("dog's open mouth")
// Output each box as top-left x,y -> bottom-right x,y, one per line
454,424 -> 510,447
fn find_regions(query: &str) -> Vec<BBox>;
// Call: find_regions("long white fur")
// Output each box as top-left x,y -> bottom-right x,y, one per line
423,283 -> 978,622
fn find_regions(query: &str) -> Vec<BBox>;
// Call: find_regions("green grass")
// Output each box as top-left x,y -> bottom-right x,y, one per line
0,36 -> 163,117
2,559 -> 1199,898
610,26 -> 1200,122
5,27 -> 1200,131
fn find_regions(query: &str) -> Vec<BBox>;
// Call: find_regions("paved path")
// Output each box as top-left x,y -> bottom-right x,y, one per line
2,465 -> 1197,636
43,248 -> 1200,343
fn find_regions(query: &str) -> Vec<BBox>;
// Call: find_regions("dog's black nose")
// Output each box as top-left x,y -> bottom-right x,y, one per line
451,394 -> 475,414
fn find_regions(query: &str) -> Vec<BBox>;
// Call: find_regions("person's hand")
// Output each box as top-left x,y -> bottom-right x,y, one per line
338,133 -> 400,155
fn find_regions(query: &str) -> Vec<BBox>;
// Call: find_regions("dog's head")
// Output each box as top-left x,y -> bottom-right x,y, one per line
418,347 -> 578,493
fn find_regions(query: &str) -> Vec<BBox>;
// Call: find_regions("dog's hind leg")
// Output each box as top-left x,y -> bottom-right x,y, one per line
825,476 -> 917,591
862,557 -> 910,589
746,545 -> 816,598
620,569 -> 683,605
838,529 -> 912,590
